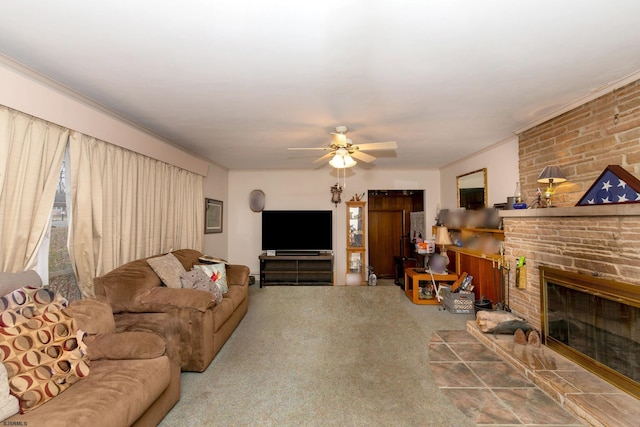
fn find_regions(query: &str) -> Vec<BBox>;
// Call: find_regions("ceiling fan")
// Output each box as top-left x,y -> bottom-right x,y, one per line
287,126 -> 398,168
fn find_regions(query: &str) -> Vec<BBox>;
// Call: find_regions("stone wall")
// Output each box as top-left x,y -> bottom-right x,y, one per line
505,80 -> 640,330
502,211 -> 640,330
518,79 -> 640,207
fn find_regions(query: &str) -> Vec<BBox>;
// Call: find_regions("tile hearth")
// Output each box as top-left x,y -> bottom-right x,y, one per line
429,325 -> 640,426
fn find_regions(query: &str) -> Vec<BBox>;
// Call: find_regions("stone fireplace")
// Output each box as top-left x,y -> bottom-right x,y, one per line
501,204 -> 640,398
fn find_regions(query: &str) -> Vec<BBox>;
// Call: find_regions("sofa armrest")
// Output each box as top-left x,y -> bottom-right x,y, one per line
134,287 -> 215,313
227,264 -> 250,287
84,331 -> 166,361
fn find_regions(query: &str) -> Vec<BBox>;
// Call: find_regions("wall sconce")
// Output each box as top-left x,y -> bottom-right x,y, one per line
537,166 -> 567,207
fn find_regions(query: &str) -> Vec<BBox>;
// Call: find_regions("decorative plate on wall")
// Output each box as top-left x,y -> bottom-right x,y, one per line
250,189 -> 265,212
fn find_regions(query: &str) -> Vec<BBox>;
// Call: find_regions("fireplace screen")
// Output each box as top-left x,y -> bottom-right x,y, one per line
540,267 -> 640,398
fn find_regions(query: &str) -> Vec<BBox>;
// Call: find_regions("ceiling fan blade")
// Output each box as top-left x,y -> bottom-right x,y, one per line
313,152 -> 334,164
287,147 -> 331,151
330,133 -> 347,146
354,141 -> 398,151
351,150 -> 376,163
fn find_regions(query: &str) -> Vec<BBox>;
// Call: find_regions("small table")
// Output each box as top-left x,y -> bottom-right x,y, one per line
404,268 -> 458,305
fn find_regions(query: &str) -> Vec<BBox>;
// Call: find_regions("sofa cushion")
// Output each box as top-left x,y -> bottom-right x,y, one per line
0,361 -> 19,421
179,269 -> 222,304
98,257 -> 166,312
171,249 -> 203,271
0,287 -> 90,413
194,264 -> 228,293
84,332 -> 165,361
147,253 -> 185,289
69,299 -> 115,335
135,287 -> 214,313
3,357 -> 170,427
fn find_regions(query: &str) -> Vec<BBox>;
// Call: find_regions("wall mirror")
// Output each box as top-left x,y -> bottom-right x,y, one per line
457,168 -> 487,209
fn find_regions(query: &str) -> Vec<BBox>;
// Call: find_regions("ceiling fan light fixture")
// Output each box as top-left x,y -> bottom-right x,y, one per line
329,153 -> 357,168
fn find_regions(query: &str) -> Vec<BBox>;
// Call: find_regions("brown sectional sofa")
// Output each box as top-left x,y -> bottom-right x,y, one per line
0,272 -> 181,427
0,249 -> 248,425
93,249 -> 250,372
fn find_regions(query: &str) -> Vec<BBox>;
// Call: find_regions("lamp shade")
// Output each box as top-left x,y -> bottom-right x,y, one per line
329,153 -> 357,168
537,166 -> 567,184
434,226 -> 452,246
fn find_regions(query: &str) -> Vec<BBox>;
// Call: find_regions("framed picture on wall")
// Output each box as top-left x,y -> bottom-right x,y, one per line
205,198 -> 223,234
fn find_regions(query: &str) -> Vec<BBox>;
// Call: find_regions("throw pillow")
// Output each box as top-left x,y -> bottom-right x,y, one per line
0,287 -> 90,413
147,253 -> 186,289
194,264 -> 228,294
179,269 -> 222,304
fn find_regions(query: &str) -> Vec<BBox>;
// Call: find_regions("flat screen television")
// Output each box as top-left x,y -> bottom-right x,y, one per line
261,210 -> 332,253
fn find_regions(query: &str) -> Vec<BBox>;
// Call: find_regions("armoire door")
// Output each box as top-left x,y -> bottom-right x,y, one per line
368,210 -> 404,278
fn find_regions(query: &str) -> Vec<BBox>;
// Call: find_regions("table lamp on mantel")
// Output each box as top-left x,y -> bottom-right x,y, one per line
537,165 -> 567,207
431,226 -> 453,273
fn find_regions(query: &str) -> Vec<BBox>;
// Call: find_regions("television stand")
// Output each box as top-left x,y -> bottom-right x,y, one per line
259,253 -> 333,287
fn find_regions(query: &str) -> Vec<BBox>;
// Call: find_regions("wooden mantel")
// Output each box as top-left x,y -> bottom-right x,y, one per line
500,204 -> 640,218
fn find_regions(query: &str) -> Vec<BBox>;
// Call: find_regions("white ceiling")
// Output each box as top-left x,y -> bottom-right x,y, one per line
1,1 -> 640,170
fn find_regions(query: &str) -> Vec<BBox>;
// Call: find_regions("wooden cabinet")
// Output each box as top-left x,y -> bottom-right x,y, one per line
433,226 -> 504,306
259,255 -> 333,287
346,201 -> 366,284
447,247 -> 503,306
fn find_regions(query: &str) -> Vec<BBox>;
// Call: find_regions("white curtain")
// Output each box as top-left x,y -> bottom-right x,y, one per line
68,132 -> 203,297
0,106 -> 68,272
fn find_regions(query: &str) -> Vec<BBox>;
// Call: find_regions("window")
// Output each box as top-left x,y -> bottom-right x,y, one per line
48,153 -> 80,301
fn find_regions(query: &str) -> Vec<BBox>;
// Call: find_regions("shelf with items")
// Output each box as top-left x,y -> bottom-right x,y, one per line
433,226 -> 504,255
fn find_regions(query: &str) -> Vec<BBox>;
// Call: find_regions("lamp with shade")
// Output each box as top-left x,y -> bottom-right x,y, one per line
537,166 -> 567,207
429,226 -> 452,273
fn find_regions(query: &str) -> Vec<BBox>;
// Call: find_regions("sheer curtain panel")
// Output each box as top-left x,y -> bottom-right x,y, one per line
0,106 -> 68,271
68,133 -> 203,297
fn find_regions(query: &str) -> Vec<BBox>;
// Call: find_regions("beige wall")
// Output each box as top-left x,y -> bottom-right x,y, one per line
0,58 -> 208,176
202,163 -> 230,258
227,168 -> 440,283
440,137 -> 519,210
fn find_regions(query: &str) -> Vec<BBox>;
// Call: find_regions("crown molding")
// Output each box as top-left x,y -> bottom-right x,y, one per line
0,53 -> 214,174
514,69 -> 640,135
439,135 -> 517,170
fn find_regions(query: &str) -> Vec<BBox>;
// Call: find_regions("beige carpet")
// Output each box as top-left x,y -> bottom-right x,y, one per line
160,285 -> 475,426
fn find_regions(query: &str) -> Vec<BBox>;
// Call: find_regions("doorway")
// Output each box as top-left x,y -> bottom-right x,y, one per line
367,190 -> 424,279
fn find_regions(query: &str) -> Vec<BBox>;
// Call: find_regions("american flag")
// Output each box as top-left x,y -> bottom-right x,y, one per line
576,165 -> 640,206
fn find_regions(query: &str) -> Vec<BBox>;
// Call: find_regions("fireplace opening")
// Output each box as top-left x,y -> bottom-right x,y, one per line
540,266 -> 640,399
